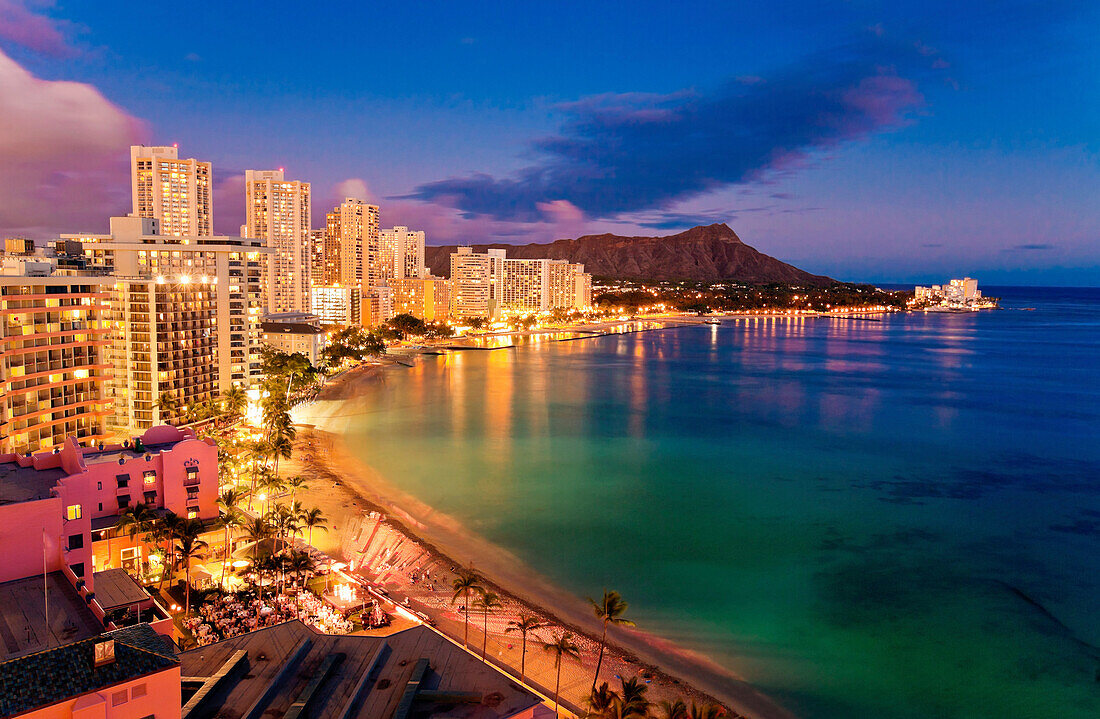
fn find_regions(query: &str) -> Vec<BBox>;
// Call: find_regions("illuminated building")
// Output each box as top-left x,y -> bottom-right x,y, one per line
393,276 -> 452,322
130,145 -> 212,237
245,170 -> 311,314
450,247 -> 505,319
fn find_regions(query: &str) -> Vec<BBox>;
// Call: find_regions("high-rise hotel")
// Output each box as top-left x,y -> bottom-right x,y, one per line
313,197 -> 379,326
64,215 -> 270,431
245,170 -> 311,314
131,145 -> 213,237
0,240 -> 113,455
448,248 -> 592,319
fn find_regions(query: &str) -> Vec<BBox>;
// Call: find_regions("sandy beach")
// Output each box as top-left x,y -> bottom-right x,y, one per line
284,361 -> 794,719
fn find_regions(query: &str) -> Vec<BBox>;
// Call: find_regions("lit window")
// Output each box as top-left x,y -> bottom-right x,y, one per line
66,505 -> 82,520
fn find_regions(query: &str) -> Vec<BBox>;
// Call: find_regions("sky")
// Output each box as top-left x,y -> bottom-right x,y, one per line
1,1 -> 1097,284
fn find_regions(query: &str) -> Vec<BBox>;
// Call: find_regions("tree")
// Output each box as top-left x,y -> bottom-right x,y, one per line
216,488 -> 246,587
153,391 -> 178,423
174,519 -> 208,617
657,699 -> 690,719
618,677 -> 652,719
506,613 -> 545,683
387,313 -> 426,336
301,507 -> 328,546
285,550 -> 316,616
267,433 -> 293,480
473,589 -> 502,662
153,511 -> 182,589
588,683 -> 620,719
221,384 -> 248,420
285,475 -> 309,501
589,590 -> 635,694
542,632 -> 582,718
114,503 -> 155,572
688,703 -> 726,719
451,569 -> 484,648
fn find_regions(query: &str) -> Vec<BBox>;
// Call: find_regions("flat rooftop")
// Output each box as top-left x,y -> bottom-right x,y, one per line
179,621 -> 547,719
92,569 -> 150,611
0,572 -> 103,662
81,440 -> 182,466
0,462 -> 63,505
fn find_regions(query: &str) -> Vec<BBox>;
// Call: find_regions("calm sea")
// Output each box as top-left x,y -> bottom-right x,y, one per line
339,287 -> 1100,719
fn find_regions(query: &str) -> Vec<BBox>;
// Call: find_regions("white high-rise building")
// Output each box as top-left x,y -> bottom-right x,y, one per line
450,247 -> 505,320
378,226 -> 427,282
245,170 -> 311,314
63,216 -> 271,432
130,145 -> 213,237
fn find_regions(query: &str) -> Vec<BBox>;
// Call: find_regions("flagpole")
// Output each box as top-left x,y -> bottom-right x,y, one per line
43,527 -> 49,631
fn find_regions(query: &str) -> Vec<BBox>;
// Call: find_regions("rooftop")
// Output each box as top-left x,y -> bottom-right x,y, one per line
0,462 -> 63,505
0,623 -> 178,718
179,621 -> 547,719
0,573 -> 103,662
81,441 -> 183,467
92,570 -> 151,612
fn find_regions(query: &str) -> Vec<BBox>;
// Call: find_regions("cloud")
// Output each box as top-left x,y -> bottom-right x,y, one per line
1002,243 -> 1057,252
0,48 -> 147,238
410,35 -> 938,224
0,1 -> 74,56
333,177 -> 375,203
212,172 -> 245,236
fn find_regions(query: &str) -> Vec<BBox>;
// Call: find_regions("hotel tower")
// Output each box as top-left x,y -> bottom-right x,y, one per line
245,170 -> 311,314
130,145 -> 213,237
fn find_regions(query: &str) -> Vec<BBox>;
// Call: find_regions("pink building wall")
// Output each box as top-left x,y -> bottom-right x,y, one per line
16,666 -> 182,719
0,496 -> 63,584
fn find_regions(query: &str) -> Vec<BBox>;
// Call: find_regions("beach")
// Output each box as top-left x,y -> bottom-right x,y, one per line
285,362 -> 794,719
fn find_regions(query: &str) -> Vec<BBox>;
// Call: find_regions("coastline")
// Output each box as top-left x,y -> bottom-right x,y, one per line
288,362 -> 795,719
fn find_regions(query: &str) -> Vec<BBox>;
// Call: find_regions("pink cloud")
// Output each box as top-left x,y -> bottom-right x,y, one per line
213,173 -> 246,236
0,1 -> 74,57
0,48 -> 148,238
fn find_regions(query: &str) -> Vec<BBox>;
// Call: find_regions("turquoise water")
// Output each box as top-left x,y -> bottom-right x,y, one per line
339,288 -> 1100,718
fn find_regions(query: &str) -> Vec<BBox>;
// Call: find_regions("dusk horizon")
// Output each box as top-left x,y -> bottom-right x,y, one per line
2,1 -> 1098,285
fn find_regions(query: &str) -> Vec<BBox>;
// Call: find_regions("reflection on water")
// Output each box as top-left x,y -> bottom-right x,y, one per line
340,290 -> 1100,719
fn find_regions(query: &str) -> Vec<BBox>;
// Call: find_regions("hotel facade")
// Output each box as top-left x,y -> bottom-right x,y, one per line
130,145 -> 212,237
245,169 -> 312,314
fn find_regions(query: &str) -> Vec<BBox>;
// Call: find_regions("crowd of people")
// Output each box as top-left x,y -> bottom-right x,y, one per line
183,588 -> 356,646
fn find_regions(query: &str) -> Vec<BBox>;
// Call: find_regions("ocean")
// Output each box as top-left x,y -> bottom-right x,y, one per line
336,287 -> 1100,719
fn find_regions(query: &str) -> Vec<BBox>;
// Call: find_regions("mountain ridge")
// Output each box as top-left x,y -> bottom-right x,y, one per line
423,223 -> 833,285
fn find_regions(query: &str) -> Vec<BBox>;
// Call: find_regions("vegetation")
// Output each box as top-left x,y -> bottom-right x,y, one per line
451,569 -> 484,648
594,280 -> 909,314
320,325 -> 386,366
543,631 -> 582,718
505,613 -> 546,683
589,589 -> 635,693
473,589 -> 503,662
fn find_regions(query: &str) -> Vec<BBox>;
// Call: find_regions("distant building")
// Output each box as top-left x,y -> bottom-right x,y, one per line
311,284 -> 359,326
245,170 -> 311,314
363,284 -> 395,326
450,247 -> 505,320
63,215 -> 271,432
261,313 -> 326,365
309,228 -> 325,280
915,277 -> 983,307
130,145 -> 212,237
1,251 -> 113,455
393,276 -> 452,322
378,226 -> 428,282
322,198 -> 379,291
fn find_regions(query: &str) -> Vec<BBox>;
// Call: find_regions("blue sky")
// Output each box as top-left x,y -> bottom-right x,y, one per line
1,0 -> 1097,283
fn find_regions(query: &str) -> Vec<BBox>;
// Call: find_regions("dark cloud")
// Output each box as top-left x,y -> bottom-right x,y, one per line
410,35 -> 939,223
921,242 -> 944,248
1002,243 -> 1057,252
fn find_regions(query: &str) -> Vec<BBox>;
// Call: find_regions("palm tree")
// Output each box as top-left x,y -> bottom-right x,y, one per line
542,631 -> 581,718
451,569 -> 484,648
285,475 -> 309,500
589,590 -> 635,693
154,511 -> 182,588
657,699 -> 690,719
688,703 -> 726,719
113,503 -> 151,570
285,551 -> 316,616
243,517 -> 271,563
300,507 -> 328,546
267,433 -> 293,479
618,677 -> 651,719
221,384 -> 248,420
153,391 -> 178,424
505,613 -> 546,683
174,519 -> 208,617
473,590 -> 502,662
588,682 -> 620,719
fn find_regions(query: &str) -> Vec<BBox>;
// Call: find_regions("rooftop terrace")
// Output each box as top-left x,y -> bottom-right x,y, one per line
0,572 -> 102,662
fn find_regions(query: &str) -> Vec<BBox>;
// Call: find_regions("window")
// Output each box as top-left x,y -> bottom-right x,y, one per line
131,683 -> 147,699
143,470 -> 156,485
67,534 -> 84,550
98,503 -> 103,511
187,509 -> 198,519
144,491 -> 157,504
117,496 -> 130,509
111,689 -> 128,707
70,562 -> 84,578
116,475 -> 129,488
97,481 -> 102,490
66,504 -> 81,520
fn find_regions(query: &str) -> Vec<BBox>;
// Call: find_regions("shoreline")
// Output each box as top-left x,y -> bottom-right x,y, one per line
289,362 -> 795,719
